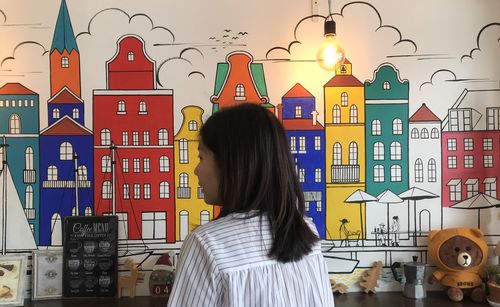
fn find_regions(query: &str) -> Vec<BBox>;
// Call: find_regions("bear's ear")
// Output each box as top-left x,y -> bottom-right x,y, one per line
429,230 -> 439,241
470,228 -> 484,238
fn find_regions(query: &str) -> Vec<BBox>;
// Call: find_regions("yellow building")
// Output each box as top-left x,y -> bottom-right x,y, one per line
324,59 -> 366,241
174,106 -> 214,241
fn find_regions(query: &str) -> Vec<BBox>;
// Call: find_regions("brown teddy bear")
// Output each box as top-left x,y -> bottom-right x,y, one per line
427,227 -> 488,303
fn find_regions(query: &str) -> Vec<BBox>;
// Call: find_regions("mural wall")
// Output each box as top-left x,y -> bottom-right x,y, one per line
0,0 -> 498,293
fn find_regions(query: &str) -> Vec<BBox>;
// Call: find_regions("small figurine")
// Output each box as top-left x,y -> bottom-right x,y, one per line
118,258 -> 145,298
359,261 -> 383,294
149,252 -> 176,298
330,278 -> 348,294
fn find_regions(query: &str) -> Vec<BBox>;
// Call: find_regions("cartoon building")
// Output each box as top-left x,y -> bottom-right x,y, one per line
323,59 -> 366,240
0,83 -> 40,243
441,88 -> 500,207
39,0 -> 94,246
210,51 -> 274,113
174,106 -> 214,241
93,35 -> 176,243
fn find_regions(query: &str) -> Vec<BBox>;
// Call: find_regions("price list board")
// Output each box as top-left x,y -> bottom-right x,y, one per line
62,216 -> 118,298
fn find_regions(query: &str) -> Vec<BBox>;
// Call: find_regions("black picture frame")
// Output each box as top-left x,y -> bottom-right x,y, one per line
62,216 -> 118,298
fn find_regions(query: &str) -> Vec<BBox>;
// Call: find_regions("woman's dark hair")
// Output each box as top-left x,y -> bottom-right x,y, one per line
199,103 -> 319,263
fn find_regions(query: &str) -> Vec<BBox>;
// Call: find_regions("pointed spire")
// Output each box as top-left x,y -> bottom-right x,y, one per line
51,0 -> 78,54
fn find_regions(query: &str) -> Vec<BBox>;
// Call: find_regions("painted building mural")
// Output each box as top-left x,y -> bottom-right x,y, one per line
0,0 -> 498,294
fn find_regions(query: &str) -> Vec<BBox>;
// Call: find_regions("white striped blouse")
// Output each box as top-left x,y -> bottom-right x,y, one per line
167,212 -> 334,307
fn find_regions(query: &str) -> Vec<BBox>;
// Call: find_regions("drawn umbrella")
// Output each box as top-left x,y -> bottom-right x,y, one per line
449,192 -> 500,228
376,189 -> 404,246
345,189 -> 378,246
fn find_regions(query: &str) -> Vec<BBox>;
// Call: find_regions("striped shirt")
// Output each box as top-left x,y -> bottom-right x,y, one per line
167,212 -> 334,307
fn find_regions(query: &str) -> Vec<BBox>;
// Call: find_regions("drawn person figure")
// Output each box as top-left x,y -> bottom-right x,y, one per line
378,222 -> 387,246
167,103 -> 334,307
390,216 -> 401,246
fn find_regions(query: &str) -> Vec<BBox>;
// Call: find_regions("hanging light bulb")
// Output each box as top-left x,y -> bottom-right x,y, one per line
316,18 -> 345,71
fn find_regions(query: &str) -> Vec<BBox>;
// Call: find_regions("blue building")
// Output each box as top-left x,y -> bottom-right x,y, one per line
0,83 -> 40,243
278,83 -> 326,238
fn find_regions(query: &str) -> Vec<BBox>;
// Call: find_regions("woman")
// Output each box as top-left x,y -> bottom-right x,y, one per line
167,103 -> 334,307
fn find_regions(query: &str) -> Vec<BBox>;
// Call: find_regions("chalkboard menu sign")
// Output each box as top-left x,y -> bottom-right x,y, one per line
63,216 -> 118,298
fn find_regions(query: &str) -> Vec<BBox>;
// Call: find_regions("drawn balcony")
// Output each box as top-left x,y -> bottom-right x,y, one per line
23,169 -> 36,184
177,187 -> 191,199
331,164 -> 360,183
42,180 -> 92,188
24,208 -> 36,219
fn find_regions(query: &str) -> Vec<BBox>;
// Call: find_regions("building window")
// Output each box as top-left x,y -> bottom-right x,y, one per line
61,56 -> 69,68
123,184 -> 130,199
391,165 -> 402,182
102,181 -> 112,199
421,128 -> 429,139
333,105 -> 341,124
290,136 -> 297,153
333,143 -> 342,165
235,84 -> 246,100
143,131 -> 150,146
428,159 -> 437,182
160,156 -> 170,172
447,138 -> 457,151
100,129 -> 111,146
314,136 -> 321,150
315,168 -> 321,182
390,142 -> 402,160
77,165 -> 88,181
59,142 -> 73,160
483,138 -> 493,150
431,128 -> 439,139
486,107 -> 500,130
349,142 -> 358,165
180,173 -> 189,188
392,118 -> 403,135
317,201 -> 322,212
383,81 -> 391,90
179,139 -> 188,164
72,108 -> 79,119
464,138 -> 474,151
25,186 -> 34,211
142,212 -> 167,239
374,142 -> 384,160
448,179 -> 461,202
295,106 -> 302,118
449,109 -> 472,131
188,120 -> 198,131
48,165 -> 58,181
118,100 -> 126,113
158,129 -> 168,146
139,101 -> 147,114
9,114 -> 21,134
134,184 -> 141,199
133,131 -> 139,146
133,158 -> 140,173
464,155 -> 473,168
101,156 -> 111,173
341,92 -> 348,106
25,147 -> 34,170
298,169 -> 305,182
53,108 -> 60,119
143,158 -> 150,173
484,178 -> 497,198
372,120 -> 381,135
160,182 -> 170,199
484,155 -> 493,168
298,136 -> 306,153
122,132 -> 128,146
411,128 -> 419,139
349,105 -> 358,124
144,184 -> 151,200
374,165 -> 384,182
122,158 -> 129,173
447,156 -> 457,169
465,178 -> 479,198
128,51 -> 134,61
415,159 -> 423,182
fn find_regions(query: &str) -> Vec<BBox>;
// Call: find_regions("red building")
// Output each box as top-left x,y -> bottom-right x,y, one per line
93,35 -> 175,243
441,89 -> 500,207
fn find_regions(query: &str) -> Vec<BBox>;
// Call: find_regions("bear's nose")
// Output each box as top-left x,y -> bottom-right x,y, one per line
463,255 -> 468,260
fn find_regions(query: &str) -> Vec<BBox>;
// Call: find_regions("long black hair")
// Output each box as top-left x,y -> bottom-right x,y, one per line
199,103 -> 319,263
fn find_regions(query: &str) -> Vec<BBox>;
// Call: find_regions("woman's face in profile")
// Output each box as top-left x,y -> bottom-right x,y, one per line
194,141 -> 220,205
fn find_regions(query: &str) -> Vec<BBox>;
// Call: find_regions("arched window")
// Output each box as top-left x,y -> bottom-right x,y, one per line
118,100 -> 126,113
9,114 -> 21,134
72,108 -> 79,119
159,156 -> 170,172
374,165 -> 384,182
102,181 -> 112,199
411,128 -> 419,139
333,143 -> 342,165
25,147 -> 34,170
372,120 -> 381,135
188,120 -> 198,131
158,129 -> 168,146
25,186 -> 34,209
179,139 -> 188,163
341,92 -> 348,106
392,118 -> 403,135
421,128 -> 429,139
428,159 -> 437,182
85,207 -> 93,216
77,165 -> 88,181
128,52 -> 134,61
431,128 -> 439,139
333,105 -> 341,124
100,129 -> 111,146
200,210 -> 210,225
139,101 -> 147,113
390,141 -> 402,160
349,105 -> 358,123
101,156 -> 111,173
415,159 -> 424,182
349,142 -> 358,165
383,81 -> 391,90
180,173 -> 189,187
374,142 -> 384,160
160,182 -> 170,199
391,165 -> 402,182
61,56 -> 69,68
59,142 -> 73,160
53,108 -> 60,119
235,84 -> 245,99
48,165 -> 58,181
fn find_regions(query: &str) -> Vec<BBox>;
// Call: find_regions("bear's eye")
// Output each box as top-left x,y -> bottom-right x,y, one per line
454,247 -> 460,252
465,246 -> 471,251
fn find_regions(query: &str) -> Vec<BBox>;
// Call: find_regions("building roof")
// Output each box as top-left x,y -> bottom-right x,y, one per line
283,83 -> 314,98
48,87 -> 83,104
40,115 -> 91,136
0,83 -> 37,95
51,0 -> 78,54
409,103 -> 441,122
324,74 -> 363,87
